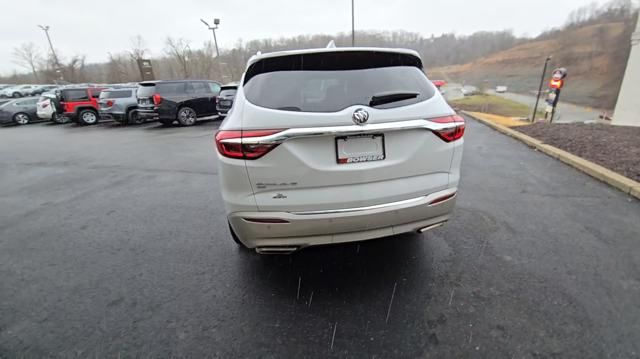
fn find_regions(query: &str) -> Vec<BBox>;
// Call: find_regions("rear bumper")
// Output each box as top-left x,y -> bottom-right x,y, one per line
98,111 -> 125,121
137,108 -> 159,119
228,188 -> 457,251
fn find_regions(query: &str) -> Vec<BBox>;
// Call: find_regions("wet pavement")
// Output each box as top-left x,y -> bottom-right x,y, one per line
1,118 -> 639,358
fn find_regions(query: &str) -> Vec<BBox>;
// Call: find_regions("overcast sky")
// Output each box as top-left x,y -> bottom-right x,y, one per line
0,0 -> 602,75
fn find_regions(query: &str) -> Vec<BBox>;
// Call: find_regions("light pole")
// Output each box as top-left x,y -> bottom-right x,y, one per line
200,18 -> 224,81
38,24 -> 63,80
532,56 -> 551,123
351,0 -> 355,46
200,18 -> 221,58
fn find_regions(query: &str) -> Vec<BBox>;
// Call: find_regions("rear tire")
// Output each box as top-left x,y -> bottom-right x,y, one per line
13,112 -> 30,125
127,109 -> 143,125
12,92 -> 21,98
51,113 -> 69,124
177,107 -> 197,126
78,109 -> 99,125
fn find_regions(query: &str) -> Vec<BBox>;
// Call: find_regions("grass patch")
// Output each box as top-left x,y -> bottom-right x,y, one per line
451,94 -> 535,118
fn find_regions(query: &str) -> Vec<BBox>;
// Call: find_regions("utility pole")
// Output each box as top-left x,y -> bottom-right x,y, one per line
38,25 -> 63,80
531,56 -> 551,122
351,0 -> 355,46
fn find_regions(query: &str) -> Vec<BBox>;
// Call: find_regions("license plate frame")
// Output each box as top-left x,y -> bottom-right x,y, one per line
335,134 -> 386,164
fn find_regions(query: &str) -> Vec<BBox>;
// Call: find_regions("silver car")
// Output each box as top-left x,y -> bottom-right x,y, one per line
98,87 -> 142,125
215,47 -> 465,254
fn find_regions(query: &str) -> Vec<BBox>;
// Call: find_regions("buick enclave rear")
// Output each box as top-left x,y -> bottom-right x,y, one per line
215,48 -> 464,253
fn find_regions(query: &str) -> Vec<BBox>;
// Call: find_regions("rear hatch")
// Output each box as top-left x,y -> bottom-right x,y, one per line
99,89 -> 133,111
238,50 -> 461,212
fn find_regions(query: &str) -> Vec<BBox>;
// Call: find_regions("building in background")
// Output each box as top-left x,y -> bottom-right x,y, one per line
613,16 -> 640,127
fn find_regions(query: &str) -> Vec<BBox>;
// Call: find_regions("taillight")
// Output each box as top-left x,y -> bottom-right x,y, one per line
152,93 -> 162,105
106,100 -> 114,107
431,115 -> 465,142
215,130 -> 284,160
216,97 -> 220,104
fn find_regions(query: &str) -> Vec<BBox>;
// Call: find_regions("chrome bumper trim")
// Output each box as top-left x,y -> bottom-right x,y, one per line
220,119 -> 460,145
290,195 -> 429,215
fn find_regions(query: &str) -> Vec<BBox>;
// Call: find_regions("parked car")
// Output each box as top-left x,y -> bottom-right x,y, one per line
98,87 -> 142,125
36,92 -> 64,123
461,85 -> 479,96
495,85 -> 508,93
137,80 -> 221,126
30,85 -> 58,96
214,47 -> 465,253
216,83 -> 238,117
0,85 -> 38,98
0,97 -> 40,125
59,87 -> 104,125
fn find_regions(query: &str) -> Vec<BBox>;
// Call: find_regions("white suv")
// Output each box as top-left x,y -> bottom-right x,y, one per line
215,47 -> 464,253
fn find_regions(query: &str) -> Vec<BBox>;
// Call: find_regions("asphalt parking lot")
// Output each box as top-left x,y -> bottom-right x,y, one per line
1,118 -> 639,358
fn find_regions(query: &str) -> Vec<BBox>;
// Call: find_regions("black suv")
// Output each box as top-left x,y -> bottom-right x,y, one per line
216,83 -> 238,117
137,80 -> 221,126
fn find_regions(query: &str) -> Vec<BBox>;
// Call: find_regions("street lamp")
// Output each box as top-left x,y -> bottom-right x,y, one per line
200,18 -> 221,58
351,0 -> 355,46
532,56 -> 552,123
37,24 -> 63,80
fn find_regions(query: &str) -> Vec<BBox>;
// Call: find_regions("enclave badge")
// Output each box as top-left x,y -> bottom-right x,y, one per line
352,108 -> 369,125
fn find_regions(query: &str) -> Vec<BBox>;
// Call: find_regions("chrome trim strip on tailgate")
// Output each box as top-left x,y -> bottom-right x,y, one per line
220,119 -> 460,145
290,195 -> 428,215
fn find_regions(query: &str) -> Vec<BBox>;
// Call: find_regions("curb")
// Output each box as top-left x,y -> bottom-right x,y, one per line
462,111 -> 640,201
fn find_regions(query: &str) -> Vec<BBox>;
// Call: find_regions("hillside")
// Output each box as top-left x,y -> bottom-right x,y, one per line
431,21 -> 635,109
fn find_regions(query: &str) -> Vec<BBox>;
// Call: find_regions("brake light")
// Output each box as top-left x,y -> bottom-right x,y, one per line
152,93 -> 162,105
106,100 -> 114,107
431,115 -> 465,142
215,130 -> 284,160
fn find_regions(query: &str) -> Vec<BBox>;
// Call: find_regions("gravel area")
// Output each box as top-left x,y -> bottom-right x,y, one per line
517,123 -> 640,182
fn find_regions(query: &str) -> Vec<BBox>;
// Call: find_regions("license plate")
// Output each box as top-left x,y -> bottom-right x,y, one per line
335,134 -> 385,164
220,100 -> 231,106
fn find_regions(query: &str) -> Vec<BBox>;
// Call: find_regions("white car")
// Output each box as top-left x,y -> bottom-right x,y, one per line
496,86 -> 508,93
0,85 -> 38,98
36,93 -> 57,120
215,47 -> 464,253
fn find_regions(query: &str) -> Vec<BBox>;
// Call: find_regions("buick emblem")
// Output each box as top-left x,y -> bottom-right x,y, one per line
352,108 -> 369,125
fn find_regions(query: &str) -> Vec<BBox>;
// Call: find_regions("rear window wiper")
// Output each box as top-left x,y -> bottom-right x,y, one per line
369,92 -> 419,107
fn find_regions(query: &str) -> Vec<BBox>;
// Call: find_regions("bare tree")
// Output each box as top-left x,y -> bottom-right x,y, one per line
165,37 -> 192,78
12,43 -> 42,82
129,35 -> 148,61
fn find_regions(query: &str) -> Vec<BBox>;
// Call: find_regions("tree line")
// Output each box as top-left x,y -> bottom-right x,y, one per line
2,0 -> 637,85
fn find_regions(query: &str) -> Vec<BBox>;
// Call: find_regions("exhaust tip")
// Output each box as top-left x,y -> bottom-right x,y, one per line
418,221 -> 446,233
255,246 -> 299,255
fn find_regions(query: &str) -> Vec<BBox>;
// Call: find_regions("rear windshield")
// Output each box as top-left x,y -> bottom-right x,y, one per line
220,89 -> 237,97
243,51 -> 432,112
100,90 -> 132,99
244,66 -> 434,112
61,89 -> 89,101
137,82 -> 185,97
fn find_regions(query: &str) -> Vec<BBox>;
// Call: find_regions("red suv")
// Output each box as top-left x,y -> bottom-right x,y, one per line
59,87 -> 105,125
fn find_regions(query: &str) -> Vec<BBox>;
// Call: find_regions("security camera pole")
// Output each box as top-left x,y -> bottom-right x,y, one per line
37,25 -> 63,80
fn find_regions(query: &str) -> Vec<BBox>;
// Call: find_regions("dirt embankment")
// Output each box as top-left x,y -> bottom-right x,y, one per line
431,22 -> 634,110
